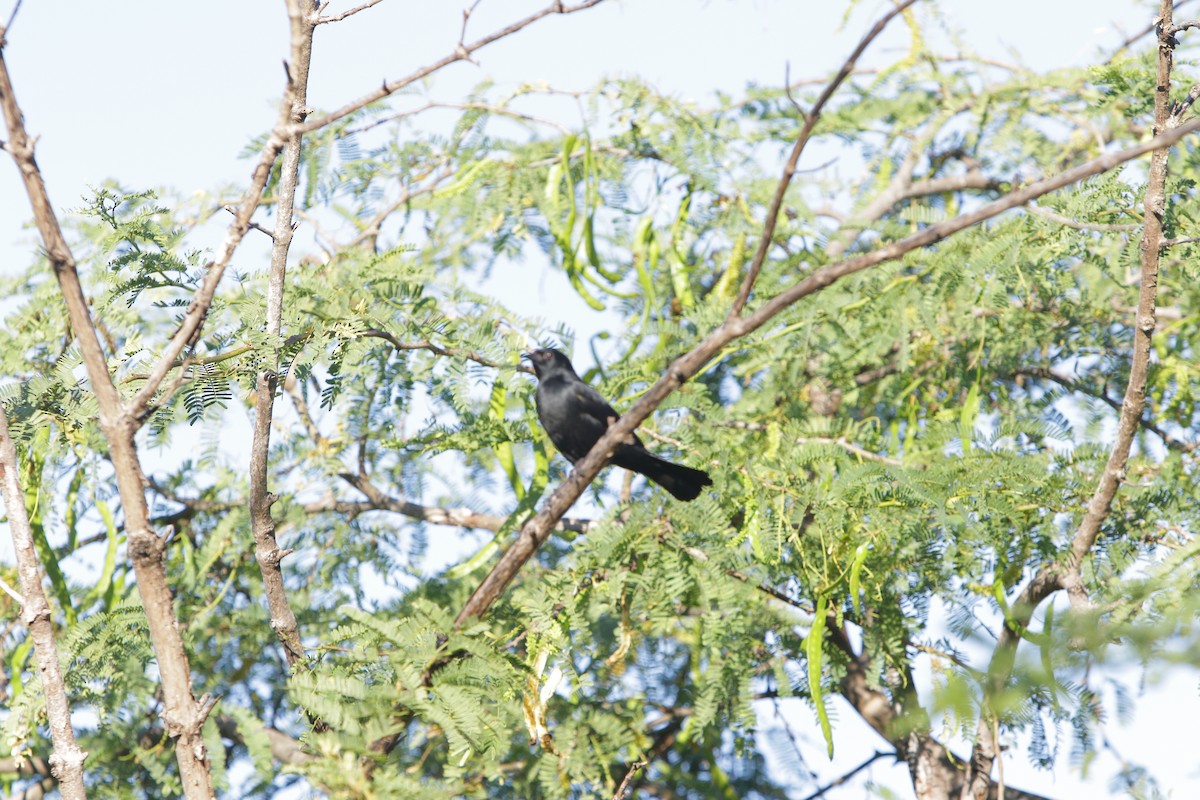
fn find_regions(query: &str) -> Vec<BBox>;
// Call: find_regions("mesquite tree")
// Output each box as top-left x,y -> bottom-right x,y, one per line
1,2 -> 1198,799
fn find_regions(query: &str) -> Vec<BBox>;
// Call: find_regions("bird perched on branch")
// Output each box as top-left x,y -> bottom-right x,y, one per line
524,348 -> 712,502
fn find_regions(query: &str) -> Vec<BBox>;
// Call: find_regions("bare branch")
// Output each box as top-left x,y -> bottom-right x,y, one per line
1161,234 -> 1200,247
0,406 -> 88,800
248,0 -> 315,668
799,751 -> 891,800
336,470 -> 593,533
730,0 -> 918,315
1062,0 -> 1181,612
0,32 -> 216,799
315,0 -> 386,25
2,0 -> 25,37
361,327 -> 532,373
612,759 -> 646,800
296,0 -> 609,136
1025,204 -> 1139,232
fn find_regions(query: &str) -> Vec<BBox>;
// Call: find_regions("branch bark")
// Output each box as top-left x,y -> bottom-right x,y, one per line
0,27 -> 217,799
961,5 -> 1183,797
1061,4 -> 1182,608
248,0 -> 315,669
825,622 -> 1056,800
0,406 -> 88,799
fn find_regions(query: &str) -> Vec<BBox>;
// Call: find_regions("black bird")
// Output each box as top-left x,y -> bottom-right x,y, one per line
524,348 -> 712,502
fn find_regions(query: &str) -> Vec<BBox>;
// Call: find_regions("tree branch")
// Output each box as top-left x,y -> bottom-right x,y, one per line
1106,0 -> 1200,61
0,27 -> 216,799
1062,0 -> 1181,612
315,0 -> 387,25
799,750 -> 891,800
360,328 -> 532,373
295,0 -> 609,136
1025,204 -> 1139,232
731,0 -> 918,315
0,405 -> 88,799
248,0 -> 315,669
963,11 -> 1184,795
213,714 -> 311,766
336,470 -> 592,533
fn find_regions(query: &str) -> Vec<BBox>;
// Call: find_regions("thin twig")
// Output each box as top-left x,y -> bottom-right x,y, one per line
795,436 -> 903,467
2,0 -> 24,37
315,0 -> 386,25
1025,204 -> 1139,232
361,328 -> 532,373
612,759 -> 646,799
296,0 -> 608,135
730,0 -> 918,315
799,750 -> 890,800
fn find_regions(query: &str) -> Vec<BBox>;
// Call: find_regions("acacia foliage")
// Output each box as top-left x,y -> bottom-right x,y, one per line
2,14 -> 1199,800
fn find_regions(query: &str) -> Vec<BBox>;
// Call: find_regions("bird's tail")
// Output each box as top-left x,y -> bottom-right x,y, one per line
617,448 -> 713,502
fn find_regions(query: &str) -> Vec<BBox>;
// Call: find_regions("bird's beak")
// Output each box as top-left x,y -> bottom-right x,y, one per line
521,351 -> 534,362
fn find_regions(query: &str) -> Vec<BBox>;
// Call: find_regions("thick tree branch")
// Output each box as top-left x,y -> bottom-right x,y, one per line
0,28 -> 216,799
295,0 -> 609,136
213,714 -> 311,766
248,0 -> 315,669
0,406 -> 88,799
731,0 -> 918,315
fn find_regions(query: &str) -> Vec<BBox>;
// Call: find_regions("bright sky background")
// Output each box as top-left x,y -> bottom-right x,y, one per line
1,1 -> 1196,799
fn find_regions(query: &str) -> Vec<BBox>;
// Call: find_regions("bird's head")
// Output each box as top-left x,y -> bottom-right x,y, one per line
522,348 -> 576,380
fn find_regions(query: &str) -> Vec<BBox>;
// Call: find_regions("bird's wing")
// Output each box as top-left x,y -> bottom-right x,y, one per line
572,382 -> 621,426
572,382 -> 647,450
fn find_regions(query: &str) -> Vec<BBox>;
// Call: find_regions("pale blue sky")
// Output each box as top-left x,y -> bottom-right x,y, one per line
1,2 -> 1193,799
